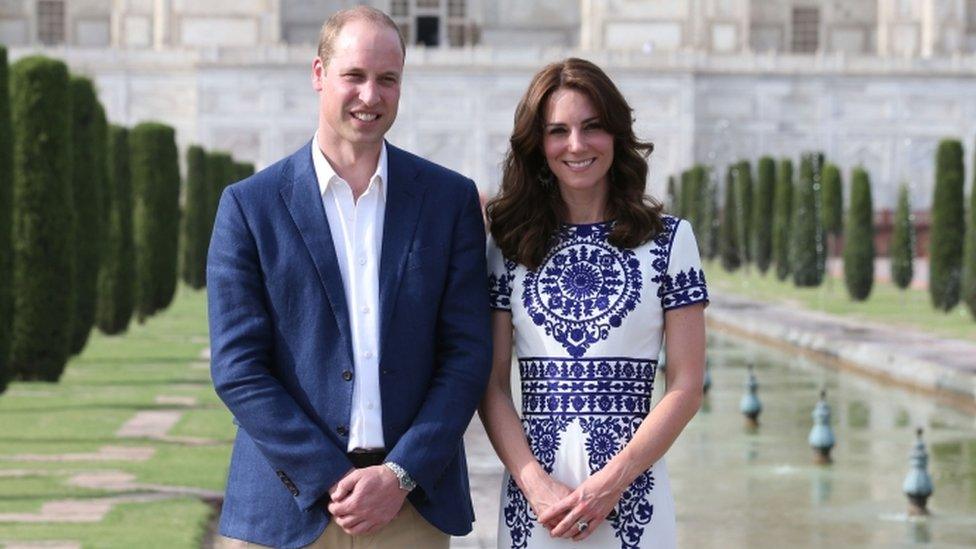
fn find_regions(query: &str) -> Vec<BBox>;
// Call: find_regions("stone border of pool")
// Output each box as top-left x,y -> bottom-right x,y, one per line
705,293 -> 976,414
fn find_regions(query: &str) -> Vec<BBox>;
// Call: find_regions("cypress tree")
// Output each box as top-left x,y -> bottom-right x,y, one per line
735,160 -> 753,265
690,165 -> 708,241
666,175 -> 679,215
929,139 -> 965,311
773,158 -> 794,280
9,56 -> 74,381
67,77 -> 105,355
180,145 -> 208,290
720,165 -> 741,271
0,46 -> 12,393
843,167 -> 875,301
206,151 -> 234,243
679,168 -> 692,220
822,163 -> 843,238
700,169 -> 717,260
792,153 -> 825,286
890,183 -> 914,291
96,126 -> 134,335
822,162 -> 843,266
131,122 -> 181,321
963,145 -> 976,319
233,160 -> 255,182
753,156 -> 775,274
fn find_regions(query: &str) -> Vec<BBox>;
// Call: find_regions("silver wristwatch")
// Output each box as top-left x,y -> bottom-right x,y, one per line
383,461 -> 417,492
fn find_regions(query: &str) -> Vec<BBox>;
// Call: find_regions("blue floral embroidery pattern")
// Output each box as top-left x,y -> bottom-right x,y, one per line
504,357 -> 658,549
489,257 -> 517,310
522,223 -> 642,358
580,415 -> 656,549
651,217 -> 709,311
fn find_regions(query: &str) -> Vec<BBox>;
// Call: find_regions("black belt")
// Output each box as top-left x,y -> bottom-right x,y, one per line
347,450 -> 386,468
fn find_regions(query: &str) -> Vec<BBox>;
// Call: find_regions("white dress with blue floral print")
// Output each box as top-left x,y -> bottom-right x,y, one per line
487,216 -> 708,549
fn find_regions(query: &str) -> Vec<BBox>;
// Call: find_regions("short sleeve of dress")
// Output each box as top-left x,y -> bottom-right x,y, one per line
487,236 -> 515,311
658,218 -> 709,311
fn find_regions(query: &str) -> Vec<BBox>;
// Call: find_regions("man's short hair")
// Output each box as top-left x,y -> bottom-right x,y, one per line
317,6 -> 406,69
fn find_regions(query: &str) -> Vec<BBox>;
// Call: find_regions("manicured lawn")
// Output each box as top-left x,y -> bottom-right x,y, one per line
705,261 -> 976,342
0,287 -> 232,548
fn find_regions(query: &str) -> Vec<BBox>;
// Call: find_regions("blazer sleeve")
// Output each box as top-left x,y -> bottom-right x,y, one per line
384,179 -> 492,494
207,186 -> 353,511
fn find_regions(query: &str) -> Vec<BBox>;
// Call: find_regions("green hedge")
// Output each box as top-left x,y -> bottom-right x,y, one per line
666,175 -> 679,216
720,165 -> 741,271
67,76 -> 106,355
180,145 -> 209,290
234,160 -> 255,182
964,144 -> 976,319
792,153 -> 825,287
890,183 -> 914,291
9,56 -> 74,381
702,172 -> 718,260
821,162 -> 843,238
0,46 -> 11,392
679,168 -> 692,220
735,160 -> 753,265
929,139 -> 965,311
772,158 -> 793,281
206,151 -> 233,247
753,157 -> 775,273
131,122 -> 181,321
96,126 -> 135,335
843,167 -> 874,301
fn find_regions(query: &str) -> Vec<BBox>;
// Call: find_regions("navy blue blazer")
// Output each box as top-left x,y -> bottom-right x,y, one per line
207,141 -> 492,548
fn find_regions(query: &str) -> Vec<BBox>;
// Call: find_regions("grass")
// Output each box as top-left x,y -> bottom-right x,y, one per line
0,286 -> 232,548
705,261 -> 976,342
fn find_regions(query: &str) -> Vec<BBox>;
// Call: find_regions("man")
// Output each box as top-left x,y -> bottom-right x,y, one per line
207,6 -> 491,548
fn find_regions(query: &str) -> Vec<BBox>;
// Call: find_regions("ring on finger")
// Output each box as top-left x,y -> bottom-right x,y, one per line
576,520 -> 589,533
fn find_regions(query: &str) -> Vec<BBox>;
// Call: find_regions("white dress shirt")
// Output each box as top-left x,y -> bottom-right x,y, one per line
311,134 -> 387,451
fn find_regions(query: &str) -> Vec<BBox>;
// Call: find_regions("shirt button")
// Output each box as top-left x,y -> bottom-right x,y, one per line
342,370 -> 353,381
361,306 -> 370,314
358,256 -> 367,265
367,402 -> 374,410
364,351 -> 373,359
336,425 -> 348,436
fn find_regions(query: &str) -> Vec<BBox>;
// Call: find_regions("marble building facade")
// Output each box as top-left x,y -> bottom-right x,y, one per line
2,0 -> 976,208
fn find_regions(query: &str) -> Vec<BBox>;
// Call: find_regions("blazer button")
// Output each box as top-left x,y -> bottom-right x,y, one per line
337,425 -> 348,436
342,370 -> 353,381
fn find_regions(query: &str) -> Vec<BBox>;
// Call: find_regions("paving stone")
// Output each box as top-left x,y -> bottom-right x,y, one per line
2,446 -> 156,463
2,541 -> 82,549
154,395 -> 198,407
116,411 -> 182,439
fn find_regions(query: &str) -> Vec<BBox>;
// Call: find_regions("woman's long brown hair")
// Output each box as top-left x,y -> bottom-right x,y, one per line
486,58 -> 664,270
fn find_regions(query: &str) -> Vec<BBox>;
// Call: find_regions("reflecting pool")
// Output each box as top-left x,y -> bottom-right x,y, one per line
669,334 -> 976,548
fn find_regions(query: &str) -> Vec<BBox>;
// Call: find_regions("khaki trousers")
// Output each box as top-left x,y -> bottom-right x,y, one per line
218,503 -> 449,549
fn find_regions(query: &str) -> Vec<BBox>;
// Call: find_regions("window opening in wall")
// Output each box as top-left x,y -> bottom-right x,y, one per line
792,6 -> 820,53
416,15 -> 439,46
37,0 -> 65,45
390,0 -> 475,47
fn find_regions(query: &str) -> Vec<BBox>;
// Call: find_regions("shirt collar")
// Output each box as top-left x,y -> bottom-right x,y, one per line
311,132 -> 387,200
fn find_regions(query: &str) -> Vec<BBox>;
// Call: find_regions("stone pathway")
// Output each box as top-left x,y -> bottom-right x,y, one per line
116,411 -> 183,438
2,446 -> 156,463
706,293 -> 976,410
0,350 -> 221,546
1,541 -> 81,549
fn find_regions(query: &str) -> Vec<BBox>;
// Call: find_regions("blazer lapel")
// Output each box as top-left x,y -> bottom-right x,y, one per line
279,142 -> 353,358
379,144 -> 427,346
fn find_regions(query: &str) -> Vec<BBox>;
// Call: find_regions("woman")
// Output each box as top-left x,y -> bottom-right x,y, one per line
479,58 -> 708,549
